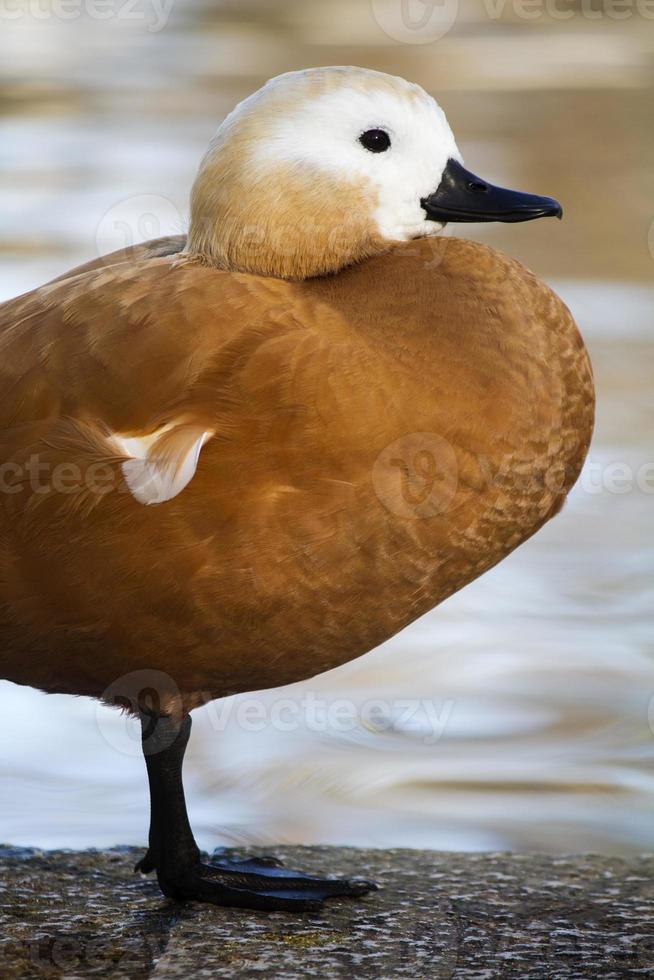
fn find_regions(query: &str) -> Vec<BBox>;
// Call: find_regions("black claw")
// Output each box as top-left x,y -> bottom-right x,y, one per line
346,878 -> 379,895
135,851 -> 156,875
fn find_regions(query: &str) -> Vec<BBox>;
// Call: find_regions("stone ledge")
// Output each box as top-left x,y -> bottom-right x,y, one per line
0,846 -> 652,978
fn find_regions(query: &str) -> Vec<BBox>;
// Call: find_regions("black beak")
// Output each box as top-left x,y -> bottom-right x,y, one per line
421,158 -> 562,224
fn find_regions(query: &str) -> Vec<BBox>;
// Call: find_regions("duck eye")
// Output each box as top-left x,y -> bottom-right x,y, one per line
359,129 -> 391,153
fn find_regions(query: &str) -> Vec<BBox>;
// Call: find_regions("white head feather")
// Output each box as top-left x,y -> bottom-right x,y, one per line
244,67 -> 461,241
189,67 -> 462,278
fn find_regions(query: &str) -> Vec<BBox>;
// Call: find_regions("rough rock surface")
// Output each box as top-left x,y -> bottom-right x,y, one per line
0,845 -> 652,978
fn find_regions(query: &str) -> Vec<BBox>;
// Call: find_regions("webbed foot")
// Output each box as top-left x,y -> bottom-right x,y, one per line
156,854 -> 376,912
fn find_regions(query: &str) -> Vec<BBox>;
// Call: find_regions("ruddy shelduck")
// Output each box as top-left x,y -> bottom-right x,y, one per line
0,67 -> 594,911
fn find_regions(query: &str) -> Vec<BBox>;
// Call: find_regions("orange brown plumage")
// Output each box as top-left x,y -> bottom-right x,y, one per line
0,234 -> 593,714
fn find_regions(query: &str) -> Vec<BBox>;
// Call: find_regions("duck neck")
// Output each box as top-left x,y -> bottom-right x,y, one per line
186,155 -> 391,280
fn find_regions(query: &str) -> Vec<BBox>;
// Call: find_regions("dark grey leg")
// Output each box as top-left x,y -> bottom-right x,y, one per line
136,711 -> 377,912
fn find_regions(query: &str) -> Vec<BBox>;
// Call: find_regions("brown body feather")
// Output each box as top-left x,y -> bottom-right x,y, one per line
0,235 -> 593,713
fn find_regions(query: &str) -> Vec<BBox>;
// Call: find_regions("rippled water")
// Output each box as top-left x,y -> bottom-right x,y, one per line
0,0 -> 652,853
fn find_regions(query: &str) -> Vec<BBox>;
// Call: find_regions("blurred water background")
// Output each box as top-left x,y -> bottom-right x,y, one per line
0,0 -> 653,854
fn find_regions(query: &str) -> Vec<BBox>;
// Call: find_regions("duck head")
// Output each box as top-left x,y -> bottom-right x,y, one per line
188,66 -> 561,280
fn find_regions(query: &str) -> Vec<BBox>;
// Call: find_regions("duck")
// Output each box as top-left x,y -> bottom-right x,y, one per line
0,66 -> 594,912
